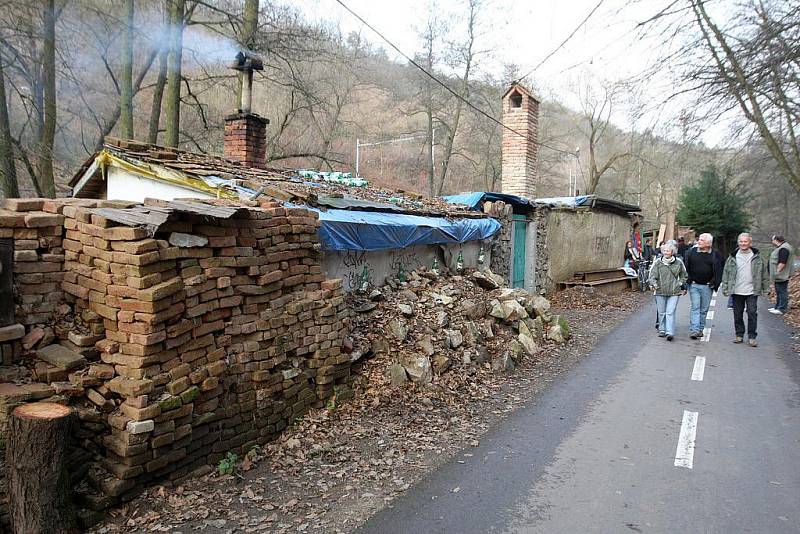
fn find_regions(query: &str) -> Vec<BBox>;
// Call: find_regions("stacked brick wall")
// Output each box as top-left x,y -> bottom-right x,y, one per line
501,89 -> 539,200
223,112 -> 268,168
0,198 -> 351,517
0,198 -> 70,364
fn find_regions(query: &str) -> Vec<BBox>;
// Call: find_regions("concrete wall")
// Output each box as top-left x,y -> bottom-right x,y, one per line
544,208 -> 633,283
322,241 -> 491,291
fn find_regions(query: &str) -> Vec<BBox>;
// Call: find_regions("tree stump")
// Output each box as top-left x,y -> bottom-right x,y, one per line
6,402 -> 78,534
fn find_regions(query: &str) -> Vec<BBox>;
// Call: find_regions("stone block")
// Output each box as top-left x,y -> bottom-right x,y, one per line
36,344 -> 87,371
0,323 -> 25,342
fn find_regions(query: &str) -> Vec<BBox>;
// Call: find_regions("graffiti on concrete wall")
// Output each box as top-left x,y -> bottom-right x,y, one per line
388,249 -> 423,275
593,236 -> 610,255
340,250 -> 374,291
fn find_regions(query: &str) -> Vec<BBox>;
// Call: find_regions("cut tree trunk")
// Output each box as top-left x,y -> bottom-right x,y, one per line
6,403 -> 77,534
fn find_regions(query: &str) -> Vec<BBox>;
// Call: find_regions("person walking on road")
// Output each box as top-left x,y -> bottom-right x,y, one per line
648,241 -> 688,341
768,235 -> 795,316
684,233 -> 724,339
720,232 -> 770,347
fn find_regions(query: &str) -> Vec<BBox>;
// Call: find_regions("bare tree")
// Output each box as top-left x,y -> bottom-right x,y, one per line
574,79 -> 631,195
147,12 -> 169,144
119,0 -> 134,138
0,54 -> 19,197
688,0 -> 800,194
164,0 -> 185,147
433,0 -> 483,195
37,0 -> 57,197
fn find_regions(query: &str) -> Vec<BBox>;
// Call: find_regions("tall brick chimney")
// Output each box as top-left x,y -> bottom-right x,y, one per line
501,83 -> 539,199
224,51 -> 269,168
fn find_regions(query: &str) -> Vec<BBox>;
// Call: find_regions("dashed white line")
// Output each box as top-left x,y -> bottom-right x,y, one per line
712,291 -> 718,298
675,410 -> 699,469
706,310 -> 715,320
702,327 -> 711,342
710,299 -> 716,307
691,356 -> 706,381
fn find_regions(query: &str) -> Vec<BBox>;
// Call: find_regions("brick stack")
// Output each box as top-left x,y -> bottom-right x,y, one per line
500,84 -> 539,200
223,112 -> 268,168
0,198 -> 70,364
54,201 -> 350,502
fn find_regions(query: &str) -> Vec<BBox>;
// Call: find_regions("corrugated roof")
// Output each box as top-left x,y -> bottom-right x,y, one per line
69,137 -> 481,219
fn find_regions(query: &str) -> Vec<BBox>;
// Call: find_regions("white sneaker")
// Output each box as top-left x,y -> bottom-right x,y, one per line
768,307 -> 776,311
768,309 -> 783,315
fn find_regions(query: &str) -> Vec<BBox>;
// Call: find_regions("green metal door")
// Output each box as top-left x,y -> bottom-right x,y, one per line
512,215 -> 527,288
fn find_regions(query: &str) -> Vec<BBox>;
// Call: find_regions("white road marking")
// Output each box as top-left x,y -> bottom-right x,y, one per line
702,327 -> 711,342
691,356 -> 706,381
710,299 -> 716,307
706,310 -> 715,320
674,410 -> 699,469
712,291 -> 718,298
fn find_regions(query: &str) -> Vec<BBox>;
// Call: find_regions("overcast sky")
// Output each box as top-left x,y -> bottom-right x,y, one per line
297,0 -> 731,146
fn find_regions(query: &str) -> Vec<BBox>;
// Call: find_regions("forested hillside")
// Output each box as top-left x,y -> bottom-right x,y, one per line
0,0 -> 797,244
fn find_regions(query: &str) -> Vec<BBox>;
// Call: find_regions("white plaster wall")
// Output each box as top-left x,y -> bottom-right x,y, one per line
106,167 -> 214,202
322,241 -> 492,291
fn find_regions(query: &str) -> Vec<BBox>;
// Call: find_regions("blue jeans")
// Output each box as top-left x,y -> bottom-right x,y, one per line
656,295 -> 680,335
688,283 -> 713,333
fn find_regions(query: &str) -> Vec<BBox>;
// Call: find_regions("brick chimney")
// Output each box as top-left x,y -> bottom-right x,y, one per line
224,112 -> 268,168
501,83 -> 539,199
224,51 -> 269,168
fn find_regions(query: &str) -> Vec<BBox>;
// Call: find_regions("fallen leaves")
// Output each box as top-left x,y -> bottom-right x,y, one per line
88,288 -> 642,534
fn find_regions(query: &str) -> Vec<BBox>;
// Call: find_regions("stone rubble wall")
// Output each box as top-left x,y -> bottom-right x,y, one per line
483,200 -> 513,283
532,208 -> 551,295
0,197 -> 352,522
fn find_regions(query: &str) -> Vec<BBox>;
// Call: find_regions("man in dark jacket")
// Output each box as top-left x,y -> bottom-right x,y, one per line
683,233 -> 724,339
677,236 -> 689,257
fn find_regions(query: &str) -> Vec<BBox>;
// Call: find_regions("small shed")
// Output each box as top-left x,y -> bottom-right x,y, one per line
67,139 -> 503,291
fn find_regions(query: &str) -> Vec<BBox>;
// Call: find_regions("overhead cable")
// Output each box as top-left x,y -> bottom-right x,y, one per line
333,0 -> 577,156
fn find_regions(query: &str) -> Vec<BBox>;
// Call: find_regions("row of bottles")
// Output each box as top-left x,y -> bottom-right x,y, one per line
355,245 -> 485,293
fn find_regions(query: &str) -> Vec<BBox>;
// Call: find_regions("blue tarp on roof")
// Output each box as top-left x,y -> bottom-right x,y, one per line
443,192 -> 533,211
310,208 -> 501,252
535,195 -> 591,207
173,178 -> 500,252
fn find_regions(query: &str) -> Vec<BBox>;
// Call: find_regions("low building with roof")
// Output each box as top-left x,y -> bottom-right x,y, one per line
68,135 -> 503,291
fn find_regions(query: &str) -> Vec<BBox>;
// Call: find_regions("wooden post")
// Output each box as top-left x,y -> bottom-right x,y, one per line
7,403 -> 78,534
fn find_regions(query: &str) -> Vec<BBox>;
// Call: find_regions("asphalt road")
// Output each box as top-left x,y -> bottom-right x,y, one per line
359,293 -> 800,534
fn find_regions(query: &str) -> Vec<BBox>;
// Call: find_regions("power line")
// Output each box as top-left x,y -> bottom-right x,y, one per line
332,0 -> 576,156
516,0 -> 607,82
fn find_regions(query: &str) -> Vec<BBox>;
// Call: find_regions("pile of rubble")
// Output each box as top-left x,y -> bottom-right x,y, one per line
346,267 -> 569,386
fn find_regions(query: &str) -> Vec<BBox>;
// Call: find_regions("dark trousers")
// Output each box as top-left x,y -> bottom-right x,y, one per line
775,280 -> 789,313
732,294 -> 758,339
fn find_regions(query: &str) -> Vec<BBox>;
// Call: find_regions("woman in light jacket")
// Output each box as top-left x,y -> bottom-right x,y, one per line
648,241 -> 688,341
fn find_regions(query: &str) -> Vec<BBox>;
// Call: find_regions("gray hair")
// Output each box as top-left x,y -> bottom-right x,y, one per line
698,232 -> 713,244
660,242 -> 678,254
737,232 -> 752,242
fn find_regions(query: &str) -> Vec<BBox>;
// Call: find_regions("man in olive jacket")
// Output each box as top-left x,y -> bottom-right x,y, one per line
720,233 -> 770,347
769,235 -> 795,315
